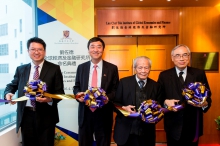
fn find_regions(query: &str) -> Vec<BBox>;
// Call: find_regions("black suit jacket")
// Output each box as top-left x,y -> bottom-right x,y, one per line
4,60 -> 64,133
73,60 -> 119,127
157,66 -> 212,141
113,75 -> 161,145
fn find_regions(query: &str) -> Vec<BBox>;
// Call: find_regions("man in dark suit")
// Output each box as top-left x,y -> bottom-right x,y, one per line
113,56 -> 161,146
4,37 -> 64,146
73,37 -> 119,146
157,44 -> 212,146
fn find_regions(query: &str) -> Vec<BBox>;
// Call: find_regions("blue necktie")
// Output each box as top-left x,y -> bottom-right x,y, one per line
138,80 -> 144,89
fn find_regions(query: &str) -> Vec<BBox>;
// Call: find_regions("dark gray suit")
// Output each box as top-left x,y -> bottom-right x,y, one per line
157,66 -> 212,143
73,60 -> 119,146
113,75 -> 161,146
4,60 -> 64,146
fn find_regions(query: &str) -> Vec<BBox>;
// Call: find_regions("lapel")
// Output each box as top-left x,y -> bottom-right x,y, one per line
129,75 -> 137,105
101,61 -> 108,89
24,63 -> 31,84
185,67 -> 194,85
144,78 -> 154,99
169,68 -> 183,99
39,60 -> 49,80
84,62 -> 90,90
20,64 -> 31,106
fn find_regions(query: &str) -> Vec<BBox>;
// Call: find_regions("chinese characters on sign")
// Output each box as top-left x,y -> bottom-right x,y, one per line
107,21 -> 170,30
45,50 -> 90,91
45,50 -> 90,66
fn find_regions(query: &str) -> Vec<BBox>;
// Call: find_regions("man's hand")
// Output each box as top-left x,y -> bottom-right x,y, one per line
122,105 -> 136,113
5,93 -> 16,105
193,100 -> 208,108
76,92 -> 85,102
164,99 -> 180,112
164,99 -> 179,107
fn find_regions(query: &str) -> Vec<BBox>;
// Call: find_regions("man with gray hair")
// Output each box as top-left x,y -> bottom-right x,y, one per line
113,56 -> 161,146
157,44 -> 212,146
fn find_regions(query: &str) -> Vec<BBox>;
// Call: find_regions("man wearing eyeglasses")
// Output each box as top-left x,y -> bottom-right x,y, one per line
157,44 -> 212,146
4,37 -> 64,146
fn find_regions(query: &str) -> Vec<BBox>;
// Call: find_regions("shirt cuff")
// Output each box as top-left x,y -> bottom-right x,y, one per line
47,99 -> 53,106
202,105 -> 208,110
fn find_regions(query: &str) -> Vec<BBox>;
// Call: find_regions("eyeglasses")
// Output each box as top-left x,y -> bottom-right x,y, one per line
29,48 -> 44,53
172,53 -> 190,59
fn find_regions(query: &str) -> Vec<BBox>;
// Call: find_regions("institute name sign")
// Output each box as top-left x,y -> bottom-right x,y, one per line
97,9 -> 179,35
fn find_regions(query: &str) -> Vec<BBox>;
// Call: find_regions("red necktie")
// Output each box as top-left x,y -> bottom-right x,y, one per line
90,65 -> 97,112
91,65 -> 97,87
31,66 -> 39,107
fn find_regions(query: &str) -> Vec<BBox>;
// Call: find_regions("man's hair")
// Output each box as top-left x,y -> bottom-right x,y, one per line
27,37 -> 46,50
87,37 -> 105,50
171,44 -> 191,56
133,56 -> 152,68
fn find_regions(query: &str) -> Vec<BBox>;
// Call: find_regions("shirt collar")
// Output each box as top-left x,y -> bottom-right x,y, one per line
31,60 -> 44,68
135,75 -> 147,85
91,60 -> 103,68
175,66 -> 187,75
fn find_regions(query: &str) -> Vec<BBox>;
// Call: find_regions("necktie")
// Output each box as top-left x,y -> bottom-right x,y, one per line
90,65 -> 98,112
179,72 -> 184,85
138,80 -> 144,89
31,66 -> 39,107
91,65 -> 97,87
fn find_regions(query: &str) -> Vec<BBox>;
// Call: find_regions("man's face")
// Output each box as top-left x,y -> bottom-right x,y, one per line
28,42 -> 46,65
135,58 -> 151,80
171,46 -> 190,71
88,41 -> 104,62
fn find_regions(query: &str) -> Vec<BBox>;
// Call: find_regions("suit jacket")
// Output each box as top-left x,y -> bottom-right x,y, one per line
4,60 -> 64,133
113,75 -> 161,145
73,60 -> 119,128
157,66 -> 212,141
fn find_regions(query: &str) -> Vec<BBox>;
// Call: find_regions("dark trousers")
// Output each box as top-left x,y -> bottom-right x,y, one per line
117,134 -> 155,146
78,107 -> 112,146
166,134 -> 199,146
21,108 -> 55,146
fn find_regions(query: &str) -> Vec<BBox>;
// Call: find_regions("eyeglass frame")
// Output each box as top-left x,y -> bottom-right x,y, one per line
172,53 -> 190,59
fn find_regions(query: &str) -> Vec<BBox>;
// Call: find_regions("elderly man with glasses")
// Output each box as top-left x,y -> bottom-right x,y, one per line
157,44 -> 212,146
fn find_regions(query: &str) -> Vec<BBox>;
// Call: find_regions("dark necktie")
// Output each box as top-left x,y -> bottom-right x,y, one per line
31,66 -> 39,107
138,80 -> 144,89
179,72 -> 184,85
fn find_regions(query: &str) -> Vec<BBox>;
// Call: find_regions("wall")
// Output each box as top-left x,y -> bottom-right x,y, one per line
180,7 -> 220,143
0,126 -> 21,146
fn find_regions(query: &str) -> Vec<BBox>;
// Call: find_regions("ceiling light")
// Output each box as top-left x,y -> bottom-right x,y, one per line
167,0 -> 171,1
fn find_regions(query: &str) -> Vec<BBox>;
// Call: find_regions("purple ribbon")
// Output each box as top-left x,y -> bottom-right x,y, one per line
126,100 -> 164,123
84,87 -> 108,108
24,79 -> 47,100
0,99 -> 10,103
182,82 -> 209,106
124,100 -> 184,123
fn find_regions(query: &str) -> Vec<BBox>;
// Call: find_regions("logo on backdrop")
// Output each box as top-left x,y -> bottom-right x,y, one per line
63,30 -> 70,39
55,30 -> 78,44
